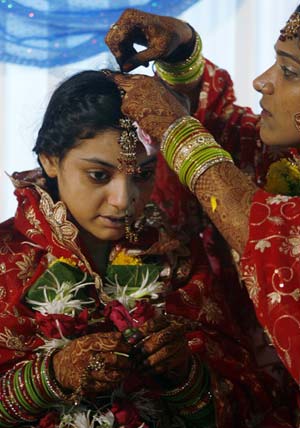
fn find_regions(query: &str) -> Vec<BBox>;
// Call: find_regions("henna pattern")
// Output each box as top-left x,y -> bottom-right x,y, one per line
136,318 -> 190,384
194,162 -> 257,256
105,8 -> 193,71
52,332 -> 131,393
111,74 -> 188,144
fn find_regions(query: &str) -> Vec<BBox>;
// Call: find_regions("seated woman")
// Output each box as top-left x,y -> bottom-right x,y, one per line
0,70 -> 295,427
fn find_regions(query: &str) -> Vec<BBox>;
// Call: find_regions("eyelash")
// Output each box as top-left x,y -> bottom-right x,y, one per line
132,169 -> 155,182
87,168 -> 155,184
280,65 -> 298,78
88,170 -> 110,183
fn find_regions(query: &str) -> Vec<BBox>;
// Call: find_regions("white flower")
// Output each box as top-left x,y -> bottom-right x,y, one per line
37,336 -> 71,352
92,410 -> 115,427
104,269 -> 164,309
26,270 -> 95,316
59,408 -> 115,428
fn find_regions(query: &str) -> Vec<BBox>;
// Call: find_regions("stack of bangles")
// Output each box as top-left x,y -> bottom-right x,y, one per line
0,350 -> 70,426
155,29 -> 205,86
161,116 -> 233,193
161,355 -> 215,426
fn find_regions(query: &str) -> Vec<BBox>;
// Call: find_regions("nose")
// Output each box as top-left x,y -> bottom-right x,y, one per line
107,176 -> 136,212
253,66 -> 274,95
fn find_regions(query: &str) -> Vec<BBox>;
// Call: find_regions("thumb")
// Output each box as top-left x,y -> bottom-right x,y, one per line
110,73 -> 149,93
122,46 -> 166,72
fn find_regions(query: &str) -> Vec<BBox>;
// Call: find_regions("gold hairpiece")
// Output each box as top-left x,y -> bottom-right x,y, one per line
118,117 -> 141,175
280,11 -> 300,41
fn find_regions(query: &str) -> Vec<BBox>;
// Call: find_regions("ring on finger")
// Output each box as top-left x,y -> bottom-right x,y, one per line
87,354 -> 105,372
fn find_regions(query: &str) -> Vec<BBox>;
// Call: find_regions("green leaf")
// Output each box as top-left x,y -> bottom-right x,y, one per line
26,261 -> 93,303
106,264 -> 162,289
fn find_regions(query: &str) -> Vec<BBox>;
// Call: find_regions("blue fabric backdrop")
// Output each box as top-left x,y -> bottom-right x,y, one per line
0,0 -> 200,68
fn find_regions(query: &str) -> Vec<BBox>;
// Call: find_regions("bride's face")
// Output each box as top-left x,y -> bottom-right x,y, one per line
40,128 -> 157,242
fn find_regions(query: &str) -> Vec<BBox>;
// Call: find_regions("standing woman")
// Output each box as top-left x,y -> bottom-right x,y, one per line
108,4 -> 300,396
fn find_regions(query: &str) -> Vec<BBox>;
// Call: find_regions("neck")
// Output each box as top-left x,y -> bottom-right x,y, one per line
79,230 -> 112,276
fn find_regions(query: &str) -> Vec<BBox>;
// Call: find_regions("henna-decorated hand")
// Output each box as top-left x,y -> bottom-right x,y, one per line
52,332 -> 132,396
110,73 -> 189,144
105,8 -> 194,72
136,315 -> 192,387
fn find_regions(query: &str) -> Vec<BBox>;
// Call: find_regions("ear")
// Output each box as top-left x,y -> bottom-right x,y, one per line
38,153 -> 59,178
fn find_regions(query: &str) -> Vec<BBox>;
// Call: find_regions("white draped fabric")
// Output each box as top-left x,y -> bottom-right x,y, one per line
0,0 -> 298,221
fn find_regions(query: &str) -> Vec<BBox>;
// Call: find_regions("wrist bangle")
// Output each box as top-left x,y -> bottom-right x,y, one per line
160,116 -> 233,192
155,32 -> 204,86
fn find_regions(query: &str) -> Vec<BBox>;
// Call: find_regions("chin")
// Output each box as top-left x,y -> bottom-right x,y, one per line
97,231 -> 125,241
259,128 -> 282,147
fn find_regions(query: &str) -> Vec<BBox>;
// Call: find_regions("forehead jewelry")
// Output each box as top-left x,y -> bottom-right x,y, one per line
280,11 -> 300,41
118,117 -> 141,175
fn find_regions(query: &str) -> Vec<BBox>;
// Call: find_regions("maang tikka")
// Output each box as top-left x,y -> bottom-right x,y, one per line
118,117 -> 141,175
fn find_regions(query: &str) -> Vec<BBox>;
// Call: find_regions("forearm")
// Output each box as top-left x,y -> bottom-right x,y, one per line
0,352 -> 68,426
160,116 -> 258,256
194,162 -> 257,255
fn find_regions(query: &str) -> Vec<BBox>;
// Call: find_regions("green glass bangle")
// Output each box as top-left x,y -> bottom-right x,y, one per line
0,401 -> 16,424
13,369 -> 36,413
24,362 -> 48,408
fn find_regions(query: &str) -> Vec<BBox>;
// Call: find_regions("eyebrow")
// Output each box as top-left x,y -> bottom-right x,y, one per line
275,45 -> 300,65
80,154 -> 157,169
81,157 -> 116,168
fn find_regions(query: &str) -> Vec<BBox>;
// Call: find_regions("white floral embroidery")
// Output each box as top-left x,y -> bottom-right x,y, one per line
255,240 -> 271,252
279,226 -> 300,259
266,195 -> 291,205
268,292 -> 282,305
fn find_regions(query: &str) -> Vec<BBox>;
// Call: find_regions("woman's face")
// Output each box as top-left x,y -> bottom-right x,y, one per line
40,129 -> 157,242
253,37 -> 300,147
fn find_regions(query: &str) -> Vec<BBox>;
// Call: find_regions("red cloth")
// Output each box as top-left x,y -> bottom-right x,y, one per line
0,59 -> 297,426
241,190 -> 300,384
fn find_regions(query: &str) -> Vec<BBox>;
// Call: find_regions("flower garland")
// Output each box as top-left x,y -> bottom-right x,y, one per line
25,248 -> 167,428
265,149 -> 300,196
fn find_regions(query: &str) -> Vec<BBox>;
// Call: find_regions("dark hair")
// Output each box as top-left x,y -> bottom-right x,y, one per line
33,70 -> 122,196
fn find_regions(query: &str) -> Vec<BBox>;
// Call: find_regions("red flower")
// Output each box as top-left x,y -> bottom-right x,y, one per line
112,399 -> 148,428
38,411 -> 60,428
132,301 -> 155,327
36,308 -> 89,339
104,300 -> 133,332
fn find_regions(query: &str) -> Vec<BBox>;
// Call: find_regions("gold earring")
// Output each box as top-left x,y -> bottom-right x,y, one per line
294,113 -> 300,133
125,212 -> 138,243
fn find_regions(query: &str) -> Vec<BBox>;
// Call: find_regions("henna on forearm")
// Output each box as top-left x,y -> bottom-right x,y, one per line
195,162 -> 257,255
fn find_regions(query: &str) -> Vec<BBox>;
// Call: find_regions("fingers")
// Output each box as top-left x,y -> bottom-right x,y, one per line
141,325 -> 184,354
88,351 -> 131,382
109,73 -> 151,92
122,46 -> 164,72
105,9 -> 157,71
137,314 -> 170,337
79,331 -> 132,354
135,323 -> 189,375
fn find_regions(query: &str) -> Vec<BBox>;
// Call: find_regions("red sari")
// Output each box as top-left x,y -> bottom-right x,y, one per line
0,168 -> 296,426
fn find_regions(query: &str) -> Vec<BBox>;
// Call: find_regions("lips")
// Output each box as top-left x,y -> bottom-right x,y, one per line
260,101 -> 272,117
101,215 -> 125,223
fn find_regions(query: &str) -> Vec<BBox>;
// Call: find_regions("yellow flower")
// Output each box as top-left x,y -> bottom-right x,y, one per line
265,159 -> 300,195
111,250 -> 142,266
49,257 -> 77,269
